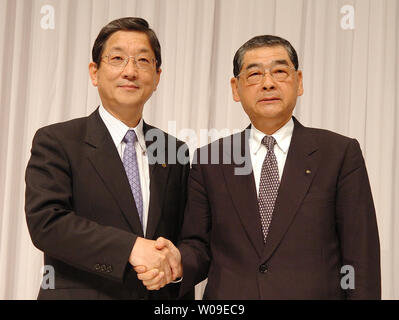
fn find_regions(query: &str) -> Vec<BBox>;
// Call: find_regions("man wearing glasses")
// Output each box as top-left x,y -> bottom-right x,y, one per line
139,35 -> 381,299
25,17 -> 191,300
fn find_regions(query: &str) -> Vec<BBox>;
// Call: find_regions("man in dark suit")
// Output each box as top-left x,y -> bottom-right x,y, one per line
25,17 -> 190,300
139,35 -> 381,299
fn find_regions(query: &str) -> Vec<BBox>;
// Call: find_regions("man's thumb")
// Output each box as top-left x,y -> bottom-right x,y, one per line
155,237 -> 168,249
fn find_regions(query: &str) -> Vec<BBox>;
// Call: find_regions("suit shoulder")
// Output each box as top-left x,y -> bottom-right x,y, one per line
35,116 -> 89,139
305,126 -> 356,146
193,131 -> 244,165
301,125 -> 366,162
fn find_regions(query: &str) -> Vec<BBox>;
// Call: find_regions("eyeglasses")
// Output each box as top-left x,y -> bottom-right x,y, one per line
102,51 -> 157,71
237,64 -> 297,85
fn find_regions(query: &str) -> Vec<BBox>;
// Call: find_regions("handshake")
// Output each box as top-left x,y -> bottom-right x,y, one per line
128,237 -> 182,290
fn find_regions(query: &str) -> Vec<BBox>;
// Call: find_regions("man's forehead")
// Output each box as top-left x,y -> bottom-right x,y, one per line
242,46 -> 291,66
104,30 -> 153,52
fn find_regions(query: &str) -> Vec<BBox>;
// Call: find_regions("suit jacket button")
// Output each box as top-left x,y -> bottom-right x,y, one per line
259,264 -> 268,273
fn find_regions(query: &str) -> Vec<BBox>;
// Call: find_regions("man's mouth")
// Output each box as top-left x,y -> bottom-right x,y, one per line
119,84 -> 140,90
258,97 -> 280,103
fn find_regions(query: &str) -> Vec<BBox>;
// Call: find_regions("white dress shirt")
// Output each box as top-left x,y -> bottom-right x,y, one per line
249,118 -> 294,195
99,105 -> 150,235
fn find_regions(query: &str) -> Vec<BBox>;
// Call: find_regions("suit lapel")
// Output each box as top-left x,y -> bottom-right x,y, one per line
84,109 -> 144,237
261,117 -> 320,262
222,128 -> 264,258
143,122 -> 170,239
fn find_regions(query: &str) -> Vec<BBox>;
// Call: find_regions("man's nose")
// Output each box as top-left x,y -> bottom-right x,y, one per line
261,71 -> 276,90
121,57 -> 139,78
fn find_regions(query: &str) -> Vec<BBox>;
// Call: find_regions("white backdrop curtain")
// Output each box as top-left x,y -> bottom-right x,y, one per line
0,0 -> 398,299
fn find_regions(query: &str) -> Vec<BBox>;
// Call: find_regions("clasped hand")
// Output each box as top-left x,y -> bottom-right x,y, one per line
129,237 -> 182,290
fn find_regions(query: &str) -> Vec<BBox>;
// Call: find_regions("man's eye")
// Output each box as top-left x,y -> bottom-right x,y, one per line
248,71 -> 262,77
138,58 -> 151,64
273,67 -> 289,74
110,56 -> 124,61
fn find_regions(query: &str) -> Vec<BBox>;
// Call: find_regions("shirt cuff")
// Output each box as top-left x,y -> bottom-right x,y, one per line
171,277 -> 183,283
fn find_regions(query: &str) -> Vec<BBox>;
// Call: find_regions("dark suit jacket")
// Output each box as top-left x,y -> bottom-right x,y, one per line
179,117 -> 380,299
25,108 -> 191,300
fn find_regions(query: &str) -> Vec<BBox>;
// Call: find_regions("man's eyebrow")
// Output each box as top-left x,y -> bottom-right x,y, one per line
108,46 -> 124,52
273,59 -> 290,66
245,63 -> 262,70
245,59 -> 290,70
107,47 -> 151,54
136,48 -> 151,54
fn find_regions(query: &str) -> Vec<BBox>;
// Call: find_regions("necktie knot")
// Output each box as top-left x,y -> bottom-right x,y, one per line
124,130 -> 137,144
262,135 -> 276,151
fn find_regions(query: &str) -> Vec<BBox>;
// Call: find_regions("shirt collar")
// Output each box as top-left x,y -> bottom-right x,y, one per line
250,117 -> 294,155
99,105 -> 146,151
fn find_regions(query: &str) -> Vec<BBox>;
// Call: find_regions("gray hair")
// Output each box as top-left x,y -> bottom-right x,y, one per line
233,35 -> 299,77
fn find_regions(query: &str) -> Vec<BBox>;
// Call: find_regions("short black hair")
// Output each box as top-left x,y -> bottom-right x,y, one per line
92,17 -> 161,70
233,35 -> 298,77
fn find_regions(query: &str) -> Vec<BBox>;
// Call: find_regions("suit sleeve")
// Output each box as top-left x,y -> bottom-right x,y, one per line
25,127 -> 137,283
178,150 -> 211,297
335,138 -> 381,299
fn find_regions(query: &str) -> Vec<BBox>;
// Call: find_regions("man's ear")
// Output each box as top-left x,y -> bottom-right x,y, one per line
231,77 -> 241,102
296,70 -> 304,96
89,62 -> 99,87
153,68 -> 162,91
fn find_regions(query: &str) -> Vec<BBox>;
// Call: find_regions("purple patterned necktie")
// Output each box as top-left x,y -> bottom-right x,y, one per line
258,135 -> 280,243
122,130 -> 143,226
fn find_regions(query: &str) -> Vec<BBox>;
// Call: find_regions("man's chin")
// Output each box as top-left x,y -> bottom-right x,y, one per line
115,95 -> 145,107
118,102 -> 143,109
256,108 -> 283,119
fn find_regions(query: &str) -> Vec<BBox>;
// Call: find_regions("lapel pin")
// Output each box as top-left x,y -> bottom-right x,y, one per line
305,169 -> 311,175
162,164 -> 167,168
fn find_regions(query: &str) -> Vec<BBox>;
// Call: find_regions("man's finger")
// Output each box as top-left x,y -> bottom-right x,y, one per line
137,269 -> 159,281
134,265 -> 147,273
143,271 -> 165,287
146,276 -> 166,291
147,283 -> 164,291
162,263 -> 172,284
171,263 -> 182,280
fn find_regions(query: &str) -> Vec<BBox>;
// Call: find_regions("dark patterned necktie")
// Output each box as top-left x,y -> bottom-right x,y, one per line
258,135 -> 280,243
122,130 -> 143,226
